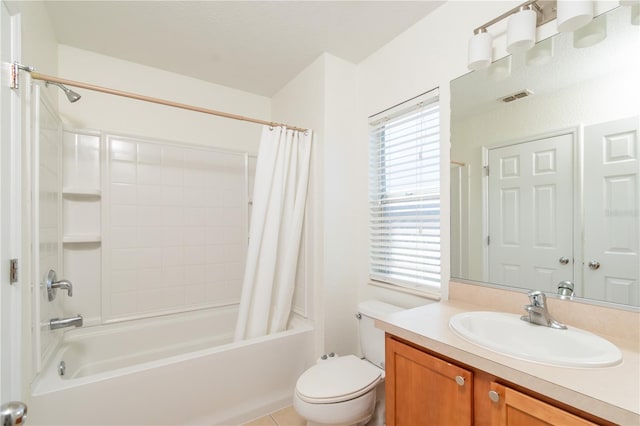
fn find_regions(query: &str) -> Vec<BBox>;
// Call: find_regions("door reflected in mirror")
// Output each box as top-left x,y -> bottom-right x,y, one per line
450,6 -> 640,308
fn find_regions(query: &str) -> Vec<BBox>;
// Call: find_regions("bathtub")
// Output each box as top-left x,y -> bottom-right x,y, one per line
28,305 -> 315,425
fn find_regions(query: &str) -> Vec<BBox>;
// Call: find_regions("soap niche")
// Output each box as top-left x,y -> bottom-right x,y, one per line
61,129 -> 102,325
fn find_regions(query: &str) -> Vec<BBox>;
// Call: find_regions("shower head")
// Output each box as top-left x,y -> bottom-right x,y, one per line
45,81 -> 81,103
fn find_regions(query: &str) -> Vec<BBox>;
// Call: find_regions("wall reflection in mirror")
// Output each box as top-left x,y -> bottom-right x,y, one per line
450,5 -> 640,308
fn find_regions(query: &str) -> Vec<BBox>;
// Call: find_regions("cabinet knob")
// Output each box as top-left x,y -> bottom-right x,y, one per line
488,390 -> 500,402
455,375 -> 465,386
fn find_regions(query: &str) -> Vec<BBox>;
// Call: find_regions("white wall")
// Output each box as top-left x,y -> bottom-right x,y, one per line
272,53 -> 364,358
271,2 -> 532,357
321,55 -> 361,356
356,1 -> 517,306
57,45 -> 270,154
272,54 -> 325,358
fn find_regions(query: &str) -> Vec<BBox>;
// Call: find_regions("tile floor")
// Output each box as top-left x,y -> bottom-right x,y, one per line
243,406 -> 305,426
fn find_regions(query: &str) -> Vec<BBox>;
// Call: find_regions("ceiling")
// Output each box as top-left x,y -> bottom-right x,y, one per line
44,1 -> 444,97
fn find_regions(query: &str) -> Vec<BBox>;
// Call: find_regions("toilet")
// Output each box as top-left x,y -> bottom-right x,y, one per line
293,300 -> 403,426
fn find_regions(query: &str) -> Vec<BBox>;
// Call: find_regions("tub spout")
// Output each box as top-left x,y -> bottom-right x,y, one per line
50,314 -> 83,330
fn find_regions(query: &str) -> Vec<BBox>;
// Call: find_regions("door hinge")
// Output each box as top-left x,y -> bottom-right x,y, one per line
487,236 -> 491,245
10,63 -> 34,90
484,165 -> 490,176
9,258 -> 18,284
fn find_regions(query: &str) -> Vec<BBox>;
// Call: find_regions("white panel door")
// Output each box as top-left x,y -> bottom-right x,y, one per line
0,0 -> 20,404
0,1 -> 33,414
488,134 -> 573,292
451,164 -> 470,279
583,117 -> 639,306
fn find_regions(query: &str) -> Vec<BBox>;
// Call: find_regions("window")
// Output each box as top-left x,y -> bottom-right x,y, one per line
368,89 -> 440,292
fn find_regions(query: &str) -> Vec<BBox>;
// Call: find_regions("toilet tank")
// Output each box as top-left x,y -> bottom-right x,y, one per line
357,300 -> 403,369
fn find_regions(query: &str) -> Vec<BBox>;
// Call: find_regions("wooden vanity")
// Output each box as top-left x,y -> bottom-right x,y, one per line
376,302 -> 640,425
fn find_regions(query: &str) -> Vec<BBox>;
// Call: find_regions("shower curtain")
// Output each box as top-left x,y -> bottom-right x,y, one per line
234,126 -> 313,341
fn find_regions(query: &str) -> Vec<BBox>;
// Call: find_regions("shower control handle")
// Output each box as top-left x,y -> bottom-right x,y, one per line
46,269 -> 73,301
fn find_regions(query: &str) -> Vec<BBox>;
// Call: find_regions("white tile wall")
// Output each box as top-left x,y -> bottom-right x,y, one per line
103,136 -> 248,320
61,130 -> 102,326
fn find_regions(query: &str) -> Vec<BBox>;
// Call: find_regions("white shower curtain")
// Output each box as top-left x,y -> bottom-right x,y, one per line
234,125 -> 313,341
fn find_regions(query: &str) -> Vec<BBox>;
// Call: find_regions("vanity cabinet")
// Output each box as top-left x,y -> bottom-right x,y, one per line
385,335 -> 472,425
488,382 -> 596,426
385,335 -> 609,426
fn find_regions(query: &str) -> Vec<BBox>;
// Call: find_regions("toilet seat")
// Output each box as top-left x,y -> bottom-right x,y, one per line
295,355 -> 382,404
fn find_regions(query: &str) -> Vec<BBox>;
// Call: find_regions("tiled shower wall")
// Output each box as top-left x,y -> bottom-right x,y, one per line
104,135 -> 248,320
62,130 -> 253,325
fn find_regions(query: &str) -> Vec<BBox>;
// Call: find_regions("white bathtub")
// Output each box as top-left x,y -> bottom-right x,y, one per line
29,305 -> 315,425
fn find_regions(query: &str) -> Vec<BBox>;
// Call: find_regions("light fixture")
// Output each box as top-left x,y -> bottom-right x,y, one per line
557,0 -> 593,32
468,29 -> 493,70
467,0 -> 557,71
488,56 -> 512,81
632,4 -> 640,25
618,0 -> 640,25
507,6 -> 537,53
526,37 -> 554,66
573,14 -> 606,48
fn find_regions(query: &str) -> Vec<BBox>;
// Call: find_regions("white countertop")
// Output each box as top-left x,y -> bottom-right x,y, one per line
375,301 -> 640,425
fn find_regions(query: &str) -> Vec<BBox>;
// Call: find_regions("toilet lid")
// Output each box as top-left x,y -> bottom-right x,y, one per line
295,355 -> 382,404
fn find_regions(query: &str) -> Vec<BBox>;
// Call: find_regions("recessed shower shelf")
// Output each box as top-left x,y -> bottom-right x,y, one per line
62,235 -> 102,244
62,187 -> 102,198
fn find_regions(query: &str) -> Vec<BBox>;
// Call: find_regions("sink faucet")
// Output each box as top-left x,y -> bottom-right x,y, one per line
520,291 -> 567,329
50,314 -> 83,330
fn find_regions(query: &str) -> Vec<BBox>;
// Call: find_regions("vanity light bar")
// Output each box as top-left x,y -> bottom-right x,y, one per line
473,0 -> 558,35
500,89 -> 534,103
468,0 -> 558,71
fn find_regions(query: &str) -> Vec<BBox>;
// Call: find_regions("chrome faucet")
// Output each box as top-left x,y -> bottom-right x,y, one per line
50,314 -> 83,330
46,269 -> 73,301
520,290 -> 567,329
50,279 -> 73,296
557,280 -> 574,299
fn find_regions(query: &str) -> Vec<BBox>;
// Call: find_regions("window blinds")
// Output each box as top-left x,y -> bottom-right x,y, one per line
368,90 -> 441,291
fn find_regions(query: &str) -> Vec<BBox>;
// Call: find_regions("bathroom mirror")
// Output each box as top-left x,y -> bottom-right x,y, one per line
450,5 -> 640,308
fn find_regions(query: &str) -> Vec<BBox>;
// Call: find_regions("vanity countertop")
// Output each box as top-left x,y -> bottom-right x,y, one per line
375,300 -> 640,425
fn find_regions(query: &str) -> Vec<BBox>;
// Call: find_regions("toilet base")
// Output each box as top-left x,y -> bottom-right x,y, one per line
294,389 -> 376,426
294,381 -> 386,426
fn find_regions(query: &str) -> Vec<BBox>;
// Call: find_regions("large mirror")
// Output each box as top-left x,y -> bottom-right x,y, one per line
450,5 -> 640,308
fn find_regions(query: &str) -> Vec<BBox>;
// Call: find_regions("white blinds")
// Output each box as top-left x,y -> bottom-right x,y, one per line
368,91 -> 441,291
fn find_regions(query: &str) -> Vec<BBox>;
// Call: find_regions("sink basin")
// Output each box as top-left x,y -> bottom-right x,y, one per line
449,311 -> 622,367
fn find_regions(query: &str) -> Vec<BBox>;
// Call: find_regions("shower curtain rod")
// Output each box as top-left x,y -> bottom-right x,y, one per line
29,71 -> 308,133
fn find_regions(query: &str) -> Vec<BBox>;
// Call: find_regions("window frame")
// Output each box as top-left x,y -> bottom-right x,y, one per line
368,89 -> 441,295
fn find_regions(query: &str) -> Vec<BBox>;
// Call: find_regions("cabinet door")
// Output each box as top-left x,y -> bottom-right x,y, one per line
488,383 -> 597,426
386,336 -> 472,426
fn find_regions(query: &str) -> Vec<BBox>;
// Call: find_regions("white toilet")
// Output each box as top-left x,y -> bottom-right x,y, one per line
293,300 -> 402,426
